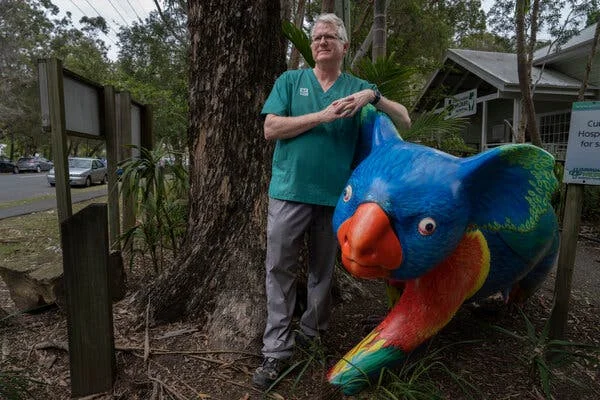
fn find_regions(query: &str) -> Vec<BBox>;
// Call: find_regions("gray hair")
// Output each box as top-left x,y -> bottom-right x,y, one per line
311,13 -> 349,43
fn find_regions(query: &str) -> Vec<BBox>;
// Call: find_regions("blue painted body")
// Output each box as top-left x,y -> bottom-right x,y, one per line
328,106 -> 559,394
334,106 -> 559,293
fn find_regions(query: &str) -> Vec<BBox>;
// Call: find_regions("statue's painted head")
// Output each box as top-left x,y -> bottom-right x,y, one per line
333,106 -> 557,281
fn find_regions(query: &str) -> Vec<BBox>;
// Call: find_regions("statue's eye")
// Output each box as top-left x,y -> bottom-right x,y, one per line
343,185 -> 352,202
418,217 -> 436,236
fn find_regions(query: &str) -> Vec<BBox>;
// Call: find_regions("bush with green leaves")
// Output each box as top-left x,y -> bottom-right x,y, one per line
118,144 -> 188,273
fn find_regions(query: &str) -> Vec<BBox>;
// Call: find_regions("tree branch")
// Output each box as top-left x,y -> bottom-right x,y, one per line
152,0 -> 186,45
351,27 -> 373,70
577,21 -> 600,100
515,0 -> 540,146
352,2 -> 373,37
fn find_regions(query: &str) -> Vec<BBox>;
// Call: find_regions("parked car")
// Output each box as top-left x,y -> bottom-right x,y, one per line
16,156 -> 53,173
0,156 -> 18,173
47,157 -> 108,187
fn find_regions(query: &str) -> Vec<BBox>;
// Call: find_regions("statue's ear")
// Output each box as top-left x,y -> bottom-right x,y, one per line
458,144 -> 557,232
355,105 -> 403,165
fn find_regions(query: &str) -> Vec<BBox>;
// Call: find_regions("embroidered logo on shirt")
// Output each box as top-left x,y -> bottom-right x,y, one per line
299,88 -> 309,96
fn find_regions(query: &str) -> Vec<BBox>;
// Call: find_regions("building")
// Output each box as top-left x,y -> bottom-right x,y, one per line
414,23 -> 600,160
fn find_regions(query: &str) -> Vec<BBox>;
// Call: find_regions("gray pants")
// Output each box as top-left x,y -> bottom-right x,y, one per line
261,198 -> 338,359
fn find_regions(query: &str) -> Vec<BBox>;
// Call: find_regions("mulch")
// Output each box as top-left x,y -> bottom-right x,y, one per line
1,237 -> 599,400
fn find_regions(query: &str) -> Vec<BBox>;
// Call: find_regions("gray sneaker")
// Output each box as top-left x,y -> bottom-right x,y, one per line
252,357 -> 285,389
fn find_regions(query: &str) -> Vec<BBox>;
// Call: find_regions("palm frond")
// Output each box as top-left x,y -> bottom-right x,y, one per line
282,20 -> 314,68
402,109 -> 469,150
351,53 -> 417,103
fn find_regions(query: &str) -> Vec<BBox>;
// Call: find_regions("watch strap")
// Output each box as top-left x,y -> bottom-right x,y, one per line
370,89 -> 381,105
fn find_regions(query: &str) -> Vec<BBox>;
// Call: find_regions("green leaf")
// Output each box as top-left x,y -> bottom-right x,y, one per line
282,20 -> 314,68
351,53 -> 417,103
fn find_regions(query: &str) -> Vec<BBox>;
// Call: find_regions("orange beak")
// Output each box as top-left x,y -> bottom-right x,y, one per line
337,203 -> 403,279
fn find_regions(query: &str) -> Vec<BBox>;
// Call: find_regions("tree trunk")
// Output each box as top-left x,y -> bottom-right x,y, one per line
322,0 -> 335,13
372,0 -> 386,61
289,0 -> 307,69
143,0 -> 286,351
577,21 -> 600,100
351,27 -> 373,70
515,0 -> 541,146
281,0 -> 292,21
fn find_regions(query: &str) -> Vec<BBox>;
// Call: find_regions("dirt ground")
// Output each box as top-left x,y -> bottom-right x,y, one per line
1,228 -> 599,400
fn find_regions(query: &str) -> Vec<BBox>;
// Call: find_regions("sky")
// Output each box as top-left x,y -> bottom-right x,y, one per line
50,0 -> 158,60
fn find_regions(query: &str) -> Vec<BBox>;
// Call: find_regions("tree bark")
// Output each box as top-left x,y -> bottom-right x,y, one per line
577,21 -> 600,100
351,27 -> 373,70
322,0 -> 335,13
289,0 -> 307,70
372,0 -> 387,61
143,0 -> 286,351
515,0 -> 541,146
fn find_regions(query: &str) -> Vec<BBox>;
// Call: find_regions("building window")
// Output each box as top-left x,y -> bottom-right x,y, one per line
539,111 -> 570,161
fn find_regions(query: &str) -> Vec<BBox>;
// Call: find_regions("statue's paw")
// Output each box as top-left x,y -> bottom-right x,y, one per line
328,361 -> 371,395
328,342 -> 406,395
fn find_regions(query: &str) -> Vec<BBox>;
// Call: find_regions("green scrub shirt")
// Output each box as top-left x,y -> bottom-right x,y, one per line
261,69 -> 376,206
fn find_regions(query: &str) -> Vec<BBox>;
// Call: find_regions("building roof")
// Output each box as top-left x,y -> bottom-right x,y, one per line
415,22 -> 599,112
534,22 -> 599,64
447,49 -> 592,92
414,46 -> 597,112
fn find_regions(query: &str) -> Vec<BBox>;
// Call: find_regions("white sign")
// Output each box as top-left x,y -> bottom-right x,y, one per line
63,76 -> 102,136
563,101 -> 600,185
444,89 -> 477,118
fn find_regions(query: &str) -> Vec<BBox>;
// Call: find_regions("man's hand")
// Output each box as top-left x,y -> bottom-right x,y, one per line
334,89 -> 374,117
264,89 -> 385,141
322,89 -> 374,121
320,97 -> 354,122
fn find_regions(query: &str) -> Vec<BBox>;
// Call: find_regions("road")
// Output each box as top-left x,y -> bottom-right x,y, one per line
0,171 -> 107,220
0,171 -> 54,202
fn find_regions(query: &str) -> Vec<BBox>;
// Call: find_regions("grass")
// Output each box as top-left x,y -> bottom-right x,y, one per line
0,196 -> 108,269
0,194 -> 56,210
491,307 -> 600,399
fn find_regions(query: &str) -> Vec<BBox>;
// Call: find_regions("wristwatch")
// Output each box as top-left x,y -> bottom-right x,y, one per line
370,89 -> 381,105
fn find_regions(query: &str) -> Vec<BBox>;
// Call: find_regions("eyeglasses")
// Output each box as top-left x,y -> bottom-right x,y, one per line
311,34 -> 340,44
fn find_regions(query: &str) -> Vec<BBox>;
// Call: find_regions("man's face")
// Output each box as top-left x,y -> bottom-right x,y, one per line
311,22 -> 348,66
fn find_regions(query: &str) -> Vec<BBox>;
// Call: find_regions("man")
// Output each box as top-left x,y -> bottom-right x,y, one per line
253,13 -> 411,389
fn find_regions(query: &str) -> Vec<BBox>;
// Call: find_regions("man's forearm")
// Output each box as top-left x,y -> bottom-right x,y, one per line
375,96 -> 411,130
263,113 -> 325,140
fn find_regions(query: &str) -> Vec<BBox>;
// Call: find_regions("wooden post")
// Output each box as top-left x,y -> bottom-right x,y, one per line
141,104 -> 154,152
481,100 -> 488,151
549,183 -> 584,340
118,92 -> 136,243
61,204 -> 115,397
46,58 -> 72,223
104,86 -> 121,251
